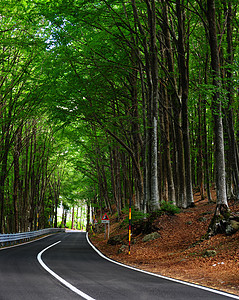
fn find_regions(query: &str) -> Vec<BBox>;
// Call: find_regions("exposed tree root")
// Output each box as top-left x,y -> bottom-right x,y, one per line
207,204 -> 239,237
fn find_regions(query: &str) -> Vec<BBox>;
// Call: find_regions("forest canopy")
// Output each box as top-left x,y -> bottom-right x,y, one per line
0,0 -> 238,234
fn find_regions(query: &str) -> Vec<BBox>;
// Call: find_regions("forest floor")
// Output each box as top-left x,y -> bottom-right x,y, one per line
89,191 -> 239,297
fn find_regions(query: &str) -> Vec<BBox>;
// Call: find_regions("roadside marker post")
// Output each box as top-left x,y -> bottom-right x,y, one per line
129,197 -> 132,255
92,216 -> 98,235
48,215 -> 52,226
37,213 -> 39,229
93,219 -> 98,234
101,213 -> 110,240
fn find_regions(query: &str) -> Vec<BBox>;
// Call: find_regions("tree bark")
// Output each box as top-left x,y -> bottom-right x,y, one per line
13,128 -> 22,233
176,0 -> 194,208
223,1 -> 239,199
207,0 -> 228,227
146,0 -> 160,211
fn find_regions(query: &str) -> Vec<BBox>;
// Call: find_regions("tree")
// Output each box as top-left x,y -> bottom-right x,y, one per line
1,0 -> 238,236
207,0 -> 228,209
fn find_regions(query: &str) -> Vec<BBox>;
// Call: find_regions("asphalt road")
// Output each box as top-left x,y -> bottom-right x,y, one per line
0,231 -> 238,300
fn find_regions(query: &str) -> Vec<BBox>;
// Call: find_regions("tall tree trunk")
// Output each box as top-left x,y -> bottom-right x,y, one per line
29,123 -> 37,231
129,49 -> 144,210
197,95 -> 205,200
174,110 -> 186,208
0,162 -> 7,233
162,0 -> 181,207
203,53 -> 212,203
223,1 -> 239,199
176,0 -> 194,208
203,107 -> 212,203
0,120 -> 12,232
207,0 -> 228,207
71,206 -> 74,229
161,63 -> 176,205
146,0 -> 160,211
207,0 -> 229,236
13,129 -> 22,233
131,0 -> 152,212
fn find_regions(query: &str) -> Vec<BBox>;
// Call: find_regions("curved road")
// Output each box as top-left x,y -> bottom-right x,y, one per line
0,231 -> 238,300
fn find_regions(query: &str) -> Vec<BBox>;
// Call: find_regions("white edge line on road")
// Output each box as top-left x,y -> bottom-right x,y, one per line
86,232 -> 239,300
37,240 -> 95,300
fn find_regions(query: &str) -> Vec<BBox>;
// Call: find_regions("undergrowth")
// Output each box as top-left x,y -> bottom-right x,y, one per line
119,201 -> 180,234
160,201 -> 180,215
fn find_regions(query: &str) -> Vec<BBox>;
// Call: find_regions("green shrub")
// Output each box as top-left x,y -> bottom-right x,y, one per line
160,201 -> 180,215
121,206 -> 148,224
119,203 -> 179,232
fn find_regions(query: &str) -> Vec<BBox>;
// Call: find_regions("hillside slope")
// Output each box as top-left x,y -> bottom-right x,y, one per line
89,195 -> 239,296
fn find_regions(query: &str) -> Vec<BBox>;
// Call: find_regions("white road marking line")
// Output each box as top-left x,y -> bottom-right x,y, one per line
37,241 -> 95,300
86,232 -> 239,300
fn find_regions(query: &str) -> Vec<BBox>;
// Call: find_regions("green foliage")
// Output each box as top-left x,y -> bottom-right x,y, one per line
1,0 -> 239,233
160,201 -> 180,215
121,206 -> 149,226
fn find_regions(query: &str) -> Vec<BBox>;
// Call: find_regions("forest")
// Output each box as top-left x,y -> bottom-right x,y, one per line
0,0 -> 238,234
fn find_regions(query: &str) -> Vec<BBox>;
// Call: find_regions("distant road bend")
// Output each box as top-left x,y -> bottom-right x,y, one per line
0,231 -> 238,300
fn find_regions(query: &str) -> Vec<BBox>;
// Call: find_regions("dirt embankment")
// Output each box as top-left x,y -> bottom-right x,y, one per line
89,196 -> 239,297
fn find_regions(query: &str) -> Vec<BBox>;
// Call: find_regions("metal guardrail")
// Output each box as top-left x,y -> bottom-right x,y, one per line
0,228 -> 65,247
